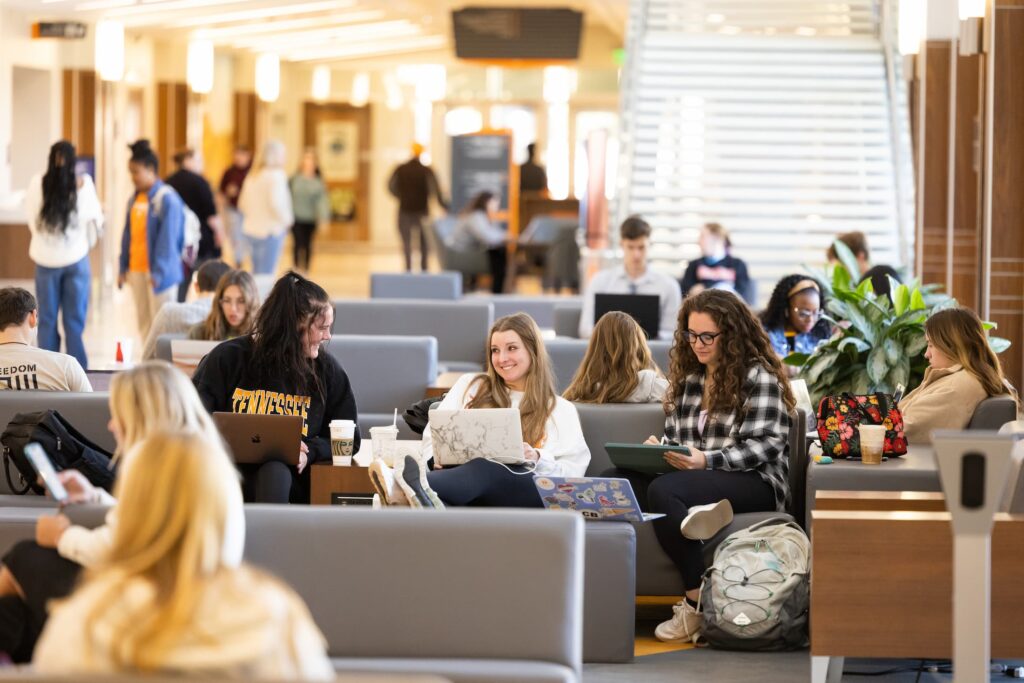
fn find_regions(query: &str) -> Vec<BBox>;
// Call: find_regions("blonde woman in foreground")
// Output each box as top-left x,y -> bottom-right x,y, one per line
563,311 -> 668,404
35,430 -> 332,679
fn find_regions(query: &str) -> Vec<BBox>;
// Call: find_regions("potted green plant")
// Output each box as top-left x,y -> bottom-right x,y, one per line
785,242 -> 1010,404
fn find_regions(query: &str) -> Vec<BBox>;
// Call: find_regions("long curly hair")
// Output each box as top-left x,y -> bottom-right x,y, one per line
665,290 -> 795,416
39,141 -> 77,235
563,311 -> 661,403
759,274 -> 830,337
250,271 -> 331,399
465,313 -> 557,447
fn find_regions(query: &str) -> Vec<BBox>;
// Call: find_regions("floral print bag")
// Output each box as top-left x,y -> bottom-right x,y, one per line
816,393 -> 908,458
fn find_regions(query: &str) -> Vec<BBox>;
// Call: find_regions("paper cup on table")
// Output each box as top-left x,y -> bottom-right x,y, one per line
859,425 -> 886,465
330,419 -> 356,459
369,425 -> 399,465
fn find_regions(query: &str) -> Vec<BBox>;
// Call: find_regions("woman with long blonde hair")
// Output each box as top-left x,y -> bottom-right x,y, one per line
188,269 -> 259,342
35,431 -> 332,678
0,361 -> 241,662
563,311 -> 668,404
369,313 -> 590,507
900,307 -> 1019,443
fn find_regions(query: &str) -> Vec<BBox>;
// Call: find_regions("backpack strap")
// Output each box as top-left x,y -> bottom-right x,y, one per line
2,448 -> 31,495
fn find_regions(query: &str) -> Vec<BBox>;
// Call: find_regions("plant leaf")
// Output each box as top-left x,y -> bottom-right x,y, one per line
839,337 -> 871,353
893,284 -> 910,316
883,338 -> 902,364
805,352 -> 838,384
904,332 -> 928,356
990,336 -> 1012,354
909,288 -> 926,311
831,263 -> 852,294
867,345 -> 888,384
831,239 -> 863,285
784,352 -> 810,367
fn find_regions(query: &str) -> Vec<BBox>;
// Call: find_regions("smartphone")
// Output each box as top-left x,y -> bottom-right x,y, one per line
893,383 -> 906,404
24,443 -> 69,505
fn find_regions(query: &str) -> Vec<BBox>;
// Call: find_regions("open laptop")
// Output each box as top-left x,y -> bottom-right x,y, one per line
534,476 -> 664,522
429,408 -> 528,467
170,339 -> 221,375
594,293 -> 660,339
213,412 -> 303,465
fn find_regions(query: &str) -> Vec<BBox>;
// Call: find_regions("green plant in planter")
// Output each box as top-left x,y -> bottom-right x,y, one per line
784,242 -> 1010,404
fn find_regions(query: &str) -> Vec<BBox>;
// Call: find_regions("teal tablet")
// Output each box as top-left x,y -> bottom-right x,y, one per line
604,442 -> 692,475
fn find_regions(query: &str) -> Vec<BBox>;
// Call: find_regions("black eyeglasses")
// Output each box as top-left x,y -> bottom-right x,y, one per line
791,308 -> 821,321
684,330 -> 722,346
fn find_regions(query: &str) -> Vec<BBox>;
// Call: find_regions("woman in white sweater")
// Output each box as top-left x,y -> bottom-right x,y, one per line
23,140 -> 104,369
371,313 -> 590,508
0,361 -> 243,661
238,140 -> 293,275
35,430 -> 332,679
563,311 -> 669,404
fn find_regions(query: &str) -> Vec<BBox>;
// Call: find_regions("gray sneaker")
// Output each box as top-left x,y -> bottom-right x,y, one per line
397,456 -> 445,509
679,499 -> 734,540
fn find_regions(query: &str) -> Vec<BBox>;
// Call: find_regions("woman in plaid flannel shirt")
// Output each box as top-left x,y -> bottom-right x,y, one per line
642,290 -> 795,643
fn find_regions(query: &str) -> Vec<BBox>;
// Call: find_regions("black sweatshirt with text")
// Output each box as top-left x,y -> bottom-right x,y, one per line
192,336 -> 360,465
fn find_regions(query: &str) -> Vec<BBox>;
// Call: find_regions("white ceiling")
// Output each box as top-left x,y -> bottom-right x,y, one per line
8,0 -> 628,64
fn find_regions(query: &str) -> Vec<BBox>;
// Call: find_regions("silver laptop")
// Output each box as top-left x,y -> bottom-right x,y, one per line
534,476 -> 664,522
429,408 -> 527,467
170,339 -> 221,368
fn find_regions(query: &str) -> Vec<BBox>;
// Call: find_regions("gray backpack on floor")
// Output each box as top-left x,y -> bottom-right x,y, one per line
700,517 -> 810,651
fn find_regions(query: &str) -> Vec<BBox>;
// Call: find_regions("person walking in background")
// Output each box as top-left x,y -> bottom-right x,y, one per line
218,145 -> 252,268
449,191 -> 508,293
289,148 -> 329,274
519,142 -> 548,195
679,222 -> 753,304
118,140 -> 185,339
141,260 -> 231,360
23,140 -> 104,369
238,141 -> 293,276
166,148 -> 222,302
388,143 -> 449,272
579,216 -> 682,340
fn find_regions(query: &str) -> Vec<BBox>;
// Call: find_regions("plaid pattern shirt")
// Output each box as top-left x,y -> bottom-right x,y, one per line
663,364 -> 791,511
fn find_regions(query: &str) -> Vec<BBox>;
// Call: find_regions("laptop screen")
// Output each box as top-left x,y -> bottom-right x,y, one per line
594,293 -> 660,339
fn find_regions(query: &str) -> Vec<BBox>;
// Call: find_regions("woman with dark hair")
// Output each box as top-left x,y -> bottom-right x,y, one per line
192,271 -> 360,503
759,274 -> 832,359
289,148 -> 328,273
635,290 -> 795,643
23,140 -> 104,368
448,190 -> 508,293
188,270 -> 259,342
118,139 -> 186,338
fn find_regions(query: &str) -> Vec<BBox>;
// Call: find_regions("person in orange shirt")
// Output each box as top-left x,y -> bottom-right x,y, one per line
118,140 -> 186,339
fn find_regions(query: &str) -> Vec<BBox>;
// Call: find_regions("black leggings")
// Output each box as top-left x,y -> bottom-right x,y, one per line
427,458 -> 542,507
0,541 -> 81,661
292,221 -> 316,271
630,469 -> 776,591
487,247 -> 507,294
239,460 -> 309,504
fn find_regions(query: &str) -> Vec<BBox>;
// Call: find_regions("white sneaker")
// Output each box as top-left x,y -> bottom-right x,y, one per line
368,459 -> 409,506
655,599 -> 703,643
680,499 -> 733,541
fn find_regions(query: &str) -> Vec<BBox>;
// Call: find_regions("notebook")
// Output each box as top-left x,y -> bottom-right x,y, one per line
213,412 -> 303,465
594,293 -> 660,339
429,408 -> 528,467
534,476 -> 664,522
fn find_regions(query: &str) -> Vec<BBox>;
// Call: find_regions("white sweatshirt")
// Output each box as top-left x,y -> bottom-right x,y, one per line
625,369 -> 670,403
237,168 -> 293,239
423,373 -> 591,477
23,173 -> 105,268
34,566 -> 333,680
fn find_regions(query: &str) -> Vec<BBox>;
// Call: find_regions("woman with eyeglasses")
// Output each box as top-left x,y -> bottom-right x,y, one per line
188,269 -> 259,342
759,275 -> 831,359
638,290 -> 795,644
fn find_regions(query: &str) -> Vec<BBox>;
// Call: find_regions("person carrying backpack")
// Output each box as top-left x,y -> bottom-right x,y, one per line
118,140 -> 185,339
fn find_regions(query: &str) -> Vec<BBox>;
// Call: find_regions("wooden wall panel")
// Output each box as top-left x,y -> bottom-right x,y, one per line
951,54 -> 983,310
61,69 -> 96,156
990,3 -> 1024,392
303,102 -> 371,242
233,92 -> 257,152
917,42 -> 952,290
156,82 -> 188,170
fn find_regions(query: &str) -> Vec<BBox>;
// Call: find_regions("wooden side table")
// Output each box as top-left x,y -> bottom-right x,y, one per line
311,463 -> 376,505
425,371 -> 468,398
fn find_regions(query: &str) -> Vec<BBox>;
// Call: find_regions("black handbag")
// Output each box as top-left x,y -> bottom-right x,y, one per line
403,394 -> 445,435
0,410 -> 116,495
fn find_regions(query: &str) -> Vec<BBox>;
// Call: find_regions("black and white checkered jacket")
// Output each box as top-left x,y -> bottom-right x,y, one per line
663,363 -> 791,512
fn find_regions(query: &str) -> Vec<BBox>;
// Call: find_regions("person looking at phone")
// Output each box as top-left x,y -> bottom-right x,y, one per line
0,361 -> 240,662
636,290 -> 794,644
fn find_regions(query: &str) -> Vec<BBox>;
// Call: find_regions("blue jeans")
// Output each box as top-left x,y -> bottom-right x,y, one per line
226,208 -> 249,268
248,232 -> 285,275
34,256 -> 90,368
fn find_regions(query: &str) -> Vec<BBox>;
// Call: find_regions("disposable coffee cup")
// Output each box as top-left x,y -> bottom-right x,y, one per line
369,425 -> 399,465
859,425 -> 886,465
330,419 -> 356,459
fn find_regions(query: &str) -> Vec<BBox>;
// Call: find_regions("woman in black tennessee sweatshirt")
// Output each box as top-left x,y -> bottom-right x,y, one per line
193,271 -> 359,503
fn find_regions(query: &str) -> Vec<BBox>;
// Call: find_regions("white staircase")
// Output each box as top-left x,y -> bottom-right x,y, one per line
616,0 -> 914,305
